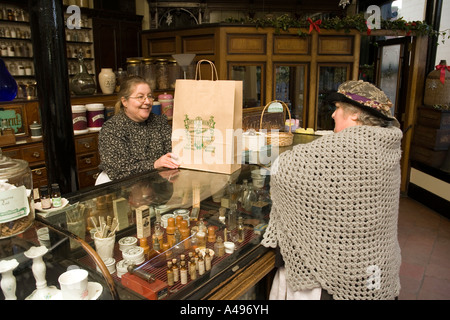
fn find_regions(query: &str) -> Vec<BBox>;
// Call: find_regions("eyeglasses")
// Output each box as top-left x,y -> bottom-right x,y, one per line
129,95 -> 154,103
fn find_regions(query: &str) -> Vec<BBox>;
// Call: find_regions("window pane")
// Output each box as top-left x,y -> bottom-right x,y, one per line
274,65 -> 306,128
317,66 -> 347,130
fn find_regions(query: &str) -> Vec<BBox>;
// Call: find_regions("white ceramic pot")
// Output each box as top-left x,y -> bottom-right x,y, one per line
98,68 -> 116,94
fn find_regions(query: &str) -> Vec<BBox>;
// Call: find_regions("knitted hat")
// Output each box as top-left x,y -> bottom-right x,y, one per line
326,80 -> 395,121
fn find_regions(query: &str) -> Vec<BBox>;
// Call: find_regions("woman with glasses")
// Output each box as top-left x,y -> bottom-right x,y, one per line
98,76 -> 180,181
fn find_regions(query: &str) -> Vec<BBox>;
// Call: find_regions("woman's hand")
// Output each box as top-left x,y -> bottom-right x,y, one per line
154,153 -> 180,170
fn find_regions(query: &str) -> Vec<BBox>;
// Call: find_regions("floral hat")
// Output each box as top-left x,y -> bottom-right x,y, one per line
326,80 -> 396,121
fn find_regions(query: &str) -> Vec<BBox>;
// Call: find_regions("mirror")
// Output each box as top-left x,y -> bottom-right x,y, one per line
274,64 -> 307,128
229,63 -> 264,108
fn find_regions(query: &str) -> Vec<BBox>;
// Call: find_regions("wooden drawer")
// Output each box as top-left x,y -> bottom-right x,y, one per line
75,134 -> 98,154
78,167 -> 100,189
76,152 -> 99,170
1,147 -> 22,160
32,166 -> 48,188
22,144 -> 45,164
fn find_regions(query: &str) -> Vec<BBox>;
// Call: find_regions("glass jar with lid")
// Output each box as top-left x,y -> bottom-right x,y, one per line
156,58 -> 169,90
142,58 -> 156,91
0,149 -> 35,239
167,58 -> 180,90
126,58 -> 142,77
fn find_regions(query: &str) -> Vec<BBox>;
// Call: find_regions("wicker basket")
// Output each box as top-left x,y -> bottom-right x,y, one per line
259,100 -> 294,147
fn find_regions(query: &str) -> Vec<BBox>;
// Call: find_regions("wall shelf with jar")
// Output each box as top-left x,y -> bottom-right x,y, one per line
0,3 -> 35,100
64,12 -> 96,85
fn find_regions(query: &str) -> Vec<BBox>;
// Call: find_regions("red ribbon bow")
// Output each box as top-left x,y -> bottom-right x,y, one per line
436,64 -> 450,84
307,18 -> 321,34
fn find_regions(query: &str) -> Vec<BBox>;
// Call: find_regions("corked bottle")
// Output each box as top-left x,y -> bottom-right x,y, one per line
166,217 -> 176,247
424,60 -> 450,107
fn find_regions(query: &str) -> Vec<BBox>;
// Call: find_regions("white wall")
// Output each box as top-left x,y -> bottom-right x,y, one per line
435,0 -> 450,64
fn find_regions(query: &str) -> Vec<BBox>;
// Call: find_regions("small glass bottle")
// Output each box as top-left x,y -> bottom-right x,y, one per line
39,185 -> 52,210
196,229 -> 206,249
51,183 -> 62,208
172,258 -> 179,283
227,206 -> 237,230
189,252 -> 197,280
214,236 -> 225,257
237,216 -> 245,243
197,251 -> 205,276
190,230 -> 198,250
173,230 -> 184,256
152,221 -> 164,247
239,179 -> 248,204
180,260 -> 188,285
167,261 -> 174,286
243,182 -> 257,211
204,248 -> 212,271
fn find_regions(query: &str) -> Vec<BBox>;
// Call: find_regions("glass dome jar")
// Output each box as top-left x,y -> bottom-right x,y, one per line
0,149 -> 35,239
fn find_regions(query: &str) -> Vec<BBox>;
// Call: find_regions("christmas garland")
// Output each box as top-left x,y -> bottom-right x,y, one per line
224,13 -> 449,42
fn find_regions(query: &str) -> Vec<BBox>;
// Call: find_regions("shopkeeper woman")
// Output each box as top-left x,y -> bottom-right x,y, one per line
98,76 -> 180,181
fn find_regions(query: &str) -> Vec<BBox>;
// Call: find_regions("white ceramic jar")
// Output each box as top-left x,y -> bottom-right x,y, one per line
98,68 -> 116,94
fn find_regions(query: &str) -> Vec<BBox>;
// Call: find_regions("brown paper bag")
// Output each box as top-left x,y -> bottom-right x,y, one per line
172,60 -> 243,174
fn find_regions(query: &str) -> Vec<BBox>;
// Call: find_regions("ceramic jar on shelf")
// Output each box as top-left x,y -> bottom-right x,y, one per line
98,68 -> 116,94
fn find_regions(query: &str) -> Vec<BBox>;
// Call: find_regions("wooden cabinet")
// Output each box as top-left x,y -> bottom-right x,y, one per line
0,94 -> 117,191
74,132 -> 100,189
2,140 -> 47,189
92,16 -> 142,75
141,24 -> 361,130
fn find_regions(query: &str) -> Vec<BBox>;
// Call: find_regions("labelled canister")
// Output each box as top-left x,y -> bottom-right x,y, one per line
71,104 -> 88,135
158,93 -> 173,118
152,101 -> 161,115
85,103 -> 105,132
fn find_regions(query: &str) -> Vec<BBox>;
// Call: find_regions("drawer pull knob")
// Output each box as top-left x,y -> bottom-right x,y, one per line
32,151 -> 40,158
34,169 -> 42,175
85,158 -> 91,164
84,142 -> 91,149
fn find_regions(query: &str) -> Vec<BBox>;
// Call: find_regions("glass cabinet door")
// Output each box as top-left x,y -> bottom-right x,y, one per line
229,63 -> 264,108
317,64 -> 350,130
273,63 -> 307,128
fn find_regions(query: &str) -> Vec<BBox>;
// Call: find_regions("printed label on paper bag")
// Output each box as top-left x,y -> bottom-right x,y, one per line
0,186 -> 30,223
183,115 -> 216,152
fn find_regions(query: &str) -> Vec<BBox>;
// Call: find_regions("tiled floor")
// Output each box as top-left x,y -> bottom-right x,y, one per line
397,196 -> 450,300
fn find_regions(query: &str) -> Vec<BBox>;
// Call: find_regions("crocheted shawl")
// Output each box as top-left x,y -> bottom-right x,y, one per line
262,125 -> 403,300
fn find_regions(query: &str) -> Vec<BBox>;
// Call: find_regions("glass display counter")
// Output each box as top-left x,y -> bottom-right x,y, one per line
0,133 -> 320,300
27,163 -> 274,300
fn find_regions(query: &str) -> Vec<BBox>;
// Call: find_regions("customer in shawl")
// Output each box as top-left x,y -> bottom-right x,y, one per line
262,80 -> 402,300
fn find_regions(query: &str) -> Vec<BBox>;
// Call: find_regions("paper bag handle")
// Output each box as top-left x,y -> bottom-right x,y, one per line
195,59 -> 219,81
